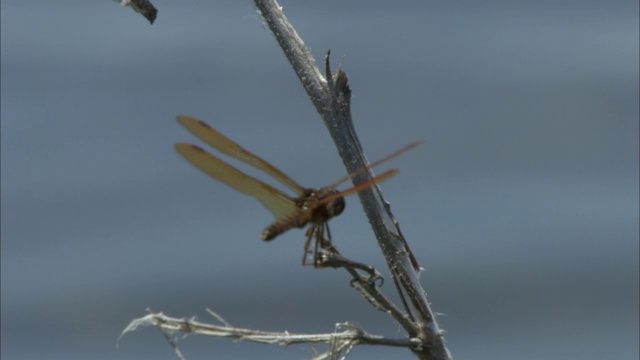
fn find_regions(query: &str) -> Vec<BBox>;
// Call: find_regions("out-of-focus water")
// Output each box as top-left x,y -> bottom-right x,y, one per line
2,1 -> 638,359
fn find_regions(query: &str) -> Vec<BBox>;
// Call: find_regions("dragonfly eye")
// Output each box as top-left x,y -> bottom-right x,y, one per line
326,196 -> 346,217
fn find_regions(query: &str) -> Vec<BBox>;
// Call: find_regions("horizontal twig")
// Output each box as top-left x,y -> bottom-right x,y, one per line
120,310 -> 418,359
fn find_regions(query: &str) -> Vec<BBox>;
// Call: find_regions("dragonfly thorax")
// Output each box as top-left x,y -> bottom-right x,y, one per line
307,188 -> 346,224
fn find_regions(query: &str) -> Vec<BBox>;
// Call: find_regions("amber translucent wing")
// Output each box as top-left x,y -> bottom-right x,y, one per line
175,143 -> 297,220
326,140 -> 424,190
319,169 -> 399,205
177,115 -> 305,196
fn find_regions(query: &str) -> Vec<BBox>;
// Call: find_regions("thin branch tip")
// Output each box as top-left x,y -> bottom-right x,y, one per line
114,0 -> 158,24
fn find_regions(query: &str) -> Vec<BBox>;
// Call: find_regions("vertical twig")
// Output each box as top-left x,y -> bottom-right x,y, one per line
254,1 -> 451,359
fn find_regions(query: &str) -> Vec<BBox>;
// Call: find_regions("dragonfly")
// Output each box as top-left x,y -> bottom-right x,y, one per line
175,115 -> 421,266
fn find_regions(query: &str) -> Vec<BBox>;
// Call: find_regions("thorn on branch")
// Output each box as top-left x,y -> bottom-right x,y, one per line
324,50 -> 352,110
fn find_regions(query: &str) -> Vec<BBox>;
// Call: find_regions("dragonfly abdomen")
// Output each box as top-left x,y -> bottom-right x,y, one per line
261,211 -> 310,241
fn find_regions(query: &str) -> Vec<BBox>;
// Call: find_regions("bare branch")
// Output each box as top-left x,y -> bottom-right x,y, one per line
122,311 -> 414,359
318,249 -> 416,332
254,1 -> 451,359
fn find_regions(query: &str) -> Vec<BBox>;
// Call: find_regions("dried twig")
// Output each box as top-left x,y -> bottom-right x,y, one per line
114,0 -> 157,24
317,248 -> 416,332
254,1 -> 451,359
122,311 -> 414,359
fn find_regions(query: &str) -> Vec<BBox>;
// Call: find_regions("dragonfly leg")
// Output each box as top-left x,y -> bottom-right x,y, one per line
302,226 -> 315,266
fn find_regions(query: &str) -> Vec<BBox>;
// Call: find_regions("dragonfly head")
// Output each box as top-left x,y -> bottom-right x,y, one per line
326,194 -> 346,218
311,189 -> 345,224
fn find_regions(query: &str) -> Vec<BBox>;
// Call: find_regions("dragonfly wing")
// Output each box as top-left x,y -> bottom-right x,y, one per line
318,169 -> 399,206
177,115 -> 305,196
175,143 -> 297,220
326,140 -> 423,189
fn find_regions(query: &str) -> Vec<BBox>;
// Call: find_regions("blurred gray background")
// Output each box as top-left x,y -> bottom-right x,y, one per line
2,1 -> 638,359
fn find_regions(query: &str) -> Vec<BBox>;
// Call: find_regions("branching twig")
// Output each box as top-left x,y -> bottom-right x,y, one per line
317,248 -> 417,332
254,1 -> 451,359
121,311 -> 414,359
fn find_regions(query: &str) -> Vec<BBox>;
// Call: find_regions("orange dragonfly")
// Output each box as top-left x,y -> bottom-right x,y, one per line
175,115 -> 420,266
